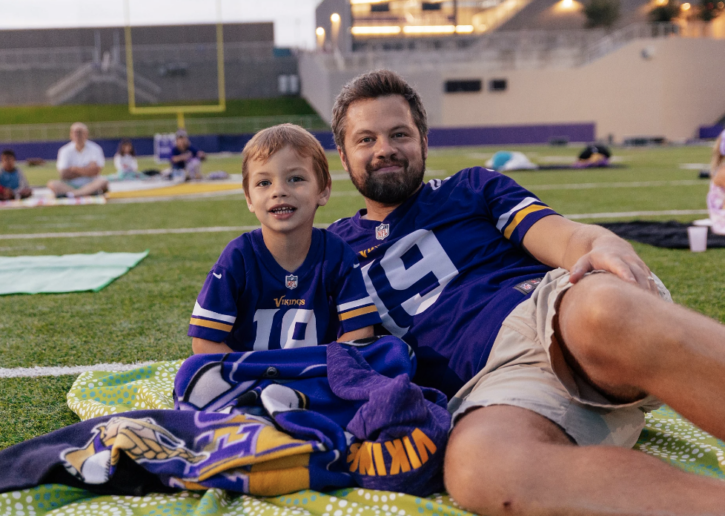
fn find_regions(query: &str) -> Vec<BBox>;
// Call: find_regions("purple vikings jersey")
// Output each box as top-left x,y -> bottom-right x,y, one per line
189,228 -> 381,351
328,167 -> 559,398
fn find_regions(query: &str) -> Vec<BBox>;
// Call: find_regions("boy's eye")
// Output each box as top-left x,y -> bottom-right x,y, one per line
289,176 -> 305,183
257,180 -> 271,187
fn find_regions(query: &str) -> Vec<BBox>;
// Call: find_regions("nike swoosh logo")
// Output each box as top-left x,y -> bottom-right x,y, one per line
353,263 -> 360,268
213,272 -> 222,279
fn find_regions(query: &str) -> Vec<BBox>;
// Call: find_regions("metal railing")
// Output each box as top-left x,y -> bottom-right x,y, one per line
0,115 -> 328,143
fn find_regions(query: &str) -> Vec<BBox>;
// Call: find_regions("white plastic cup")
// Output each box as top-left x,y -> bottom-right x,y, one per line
687,226 -> 708,252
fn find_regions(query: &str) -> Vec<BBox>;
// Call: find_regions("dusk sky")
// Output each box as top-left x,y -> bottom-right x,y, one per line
0,0 -> 322,49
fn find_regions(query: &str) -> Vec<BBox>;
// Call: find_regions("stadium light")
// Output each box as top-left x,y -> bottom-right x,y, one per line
681,2 -> 691,9
561,0 -> 574,8
351,26 -> 402,35
455,25 -> 475,33
331,13 -> 341,23
316,27 -> 326,49
350,0 -> 387,3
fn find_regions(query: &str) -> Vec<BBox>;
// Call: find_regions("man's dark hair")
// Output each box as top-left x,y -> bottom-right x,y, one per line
331,70 -> 428,150
1,149 -> 15,159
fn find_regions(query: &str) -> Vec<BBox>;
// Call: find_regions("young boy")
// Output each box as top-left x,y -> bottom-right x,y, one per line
189,124 -> 380,354
0,149 -> 32,200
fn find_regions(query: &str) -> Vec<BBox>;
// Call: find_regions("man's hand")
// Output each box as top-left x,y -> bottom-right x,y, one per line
523,215 -> 658,294
568,236 -> 658,294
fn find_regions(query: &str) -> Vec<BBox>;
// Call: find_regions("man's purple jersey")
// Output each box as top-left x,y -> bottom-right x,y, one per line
189,228 -> 381,351
328,167 -> 558,398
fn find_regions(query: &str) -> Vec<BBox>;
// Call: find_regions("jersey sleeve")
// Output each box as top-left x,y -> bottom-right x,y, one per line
188,258 -> 244,343
333,242 -> 382,336
468,167 -> 560,247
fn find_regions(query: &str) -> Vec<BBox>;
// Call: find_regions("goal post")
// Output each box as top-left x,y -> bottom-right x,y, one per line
123,0 -> 227,129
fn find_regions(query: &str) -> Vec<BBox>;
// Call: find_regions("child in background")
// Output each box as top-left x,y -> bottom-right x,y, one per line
0,149 -> 32,200
189,124 -> 380,354
113,139 -> 139,179
707,164 -> 725,235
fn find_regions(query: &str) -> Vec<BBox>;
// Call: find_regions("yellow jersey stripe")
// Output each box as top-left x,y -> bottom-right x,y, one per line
503,204 -> 550,239
190,317 -> 233,332
339,305 -> 378,322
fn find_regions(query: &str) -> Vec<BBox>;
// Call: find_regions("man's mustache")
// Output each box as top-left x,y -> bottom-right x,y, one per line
367,158 -> 408,173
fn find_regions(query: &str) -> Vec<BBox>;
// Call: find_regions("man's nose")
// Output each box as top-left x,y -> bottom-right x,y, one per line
374,136 -> 396,158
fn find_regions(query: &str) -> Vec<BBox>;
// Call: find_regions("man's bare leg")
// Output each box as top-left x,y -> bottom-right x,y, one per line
445,405 -> 725,516
46,180 -> 73,196
558,273 -> 725,440
73,177 -> 108,196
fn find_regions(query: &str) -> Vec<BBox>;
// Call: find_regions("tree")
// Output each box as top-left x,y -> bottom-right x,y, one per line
649,1 -> 681,22
698,0 -> 724,21
584,0 -> 621,28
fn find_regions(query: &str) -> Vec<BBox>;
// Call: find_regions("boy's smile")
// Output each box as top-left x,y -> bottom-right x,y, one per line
245,145 -> 330,236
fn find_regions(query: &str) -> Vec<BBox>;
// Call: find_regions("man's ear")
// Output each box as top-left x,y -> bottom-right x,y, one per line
422,135 -> 429,161
337,146 -> 349,172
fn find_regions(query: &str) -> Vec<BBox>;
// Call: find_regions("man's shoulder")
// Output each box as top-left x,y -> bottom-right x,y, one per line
85,140 -> 104,154
57,141 -> 75,154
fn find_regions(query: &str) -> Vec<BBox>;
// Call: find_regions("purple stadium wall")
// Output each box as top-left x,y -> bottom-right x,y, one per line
0,123 -> 595,161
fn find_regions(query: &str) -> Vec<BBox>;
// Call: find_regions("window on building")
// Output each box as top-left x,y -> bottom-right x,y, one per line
444,79 -> 482,93
489,79 -> 508,91
422,2 -> 443,10
371,2 -> 391,12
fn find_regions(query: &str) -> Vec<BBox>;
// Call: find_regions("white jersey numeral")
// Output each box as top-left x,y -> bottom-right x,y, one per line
252,308 -> 318,350
363,229 -> 458,336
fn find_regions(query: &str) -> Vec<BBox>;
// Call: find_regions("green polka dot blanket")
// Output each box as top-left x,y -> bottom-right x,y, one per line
5,361 -> 725,516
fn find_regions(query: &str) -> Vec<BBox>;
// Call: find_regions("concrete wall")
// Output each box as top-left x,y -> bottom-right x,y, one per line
437,37 -> 725,141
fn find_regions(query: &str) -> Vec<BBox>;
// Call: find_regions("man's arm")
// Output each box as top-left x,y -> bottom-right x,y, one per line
522,215 -> 658,293
192,337 -> 234,354
338,326 -> 374,343
59,163 -> 101,180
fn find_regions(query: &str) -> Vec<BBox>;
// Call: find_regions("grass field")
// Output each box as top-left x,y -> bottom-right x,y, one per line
0,98 -> 317,126
1,143 -> 721,450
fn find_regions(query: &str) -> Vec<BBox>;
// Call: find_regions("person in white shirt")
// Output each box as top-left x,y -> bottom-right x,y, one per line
48,122 -> 109,198
113,139 -> 139,179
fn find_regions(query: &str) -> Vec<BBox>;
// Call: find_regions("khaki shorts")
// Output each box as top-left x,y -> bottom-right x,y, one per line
448,268 -> 670,448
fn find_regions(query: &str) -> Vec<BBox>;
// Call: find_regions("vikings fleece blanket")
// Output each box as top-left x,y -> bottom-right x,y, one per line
1,352 -> 725,516
0,337 -> 450,499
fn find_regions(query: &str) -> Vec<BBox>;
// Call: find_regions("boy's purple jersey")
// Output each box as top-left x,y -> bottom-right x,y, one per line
189,228 -> 381,351
328,167 -> 558,398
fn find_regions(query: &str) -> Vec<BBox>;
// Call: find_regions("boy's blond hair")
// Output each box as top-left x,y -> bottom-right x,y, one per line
242,124 -> 330,193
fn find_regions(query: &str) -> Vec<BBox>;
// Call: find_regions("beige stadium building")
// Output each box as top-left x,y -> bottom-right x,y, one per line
301,0 -> 725,142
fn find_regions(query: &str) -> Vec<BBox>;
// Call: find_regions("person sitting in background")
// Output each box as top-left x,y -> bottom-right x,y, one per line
47,122 -> 108,198
707,163 -> 725,235
574,143 -> 611,168
113,139 -> 139,180
170,129 -> 205,181
0,149 -> 32,200
710,129 -> 725,176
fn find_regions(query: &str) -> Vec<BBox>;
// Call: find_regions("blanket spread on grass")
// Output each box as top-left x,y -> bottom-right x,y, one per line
0,338 -> 450,499
598,220 -> 725,249
0,251 -> 148,295
2,353 -> 724,516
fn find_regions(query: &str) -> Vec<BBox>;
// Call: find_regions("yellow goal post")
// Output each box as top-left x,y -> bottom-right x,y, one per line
123,0 -> 226,129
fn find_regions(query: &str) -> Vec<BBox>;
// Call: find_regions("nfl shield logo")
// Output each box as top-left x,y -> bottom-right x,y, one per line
375,223 -> 390,240
285,274 -> 298,289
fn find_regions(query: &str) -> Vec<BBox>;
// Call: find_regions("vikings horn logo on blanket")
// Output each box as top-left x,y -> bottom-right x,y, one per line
61,417 -> 207,484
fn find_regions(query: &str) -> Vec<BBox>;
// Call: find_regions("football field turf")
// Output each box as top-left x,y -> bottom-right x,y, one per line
1,143 -> 723,450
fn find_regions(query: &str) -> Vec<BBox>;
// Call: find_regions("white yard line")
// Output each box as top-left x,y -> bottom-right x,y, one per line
566,209 -> 708,220
530,180 -> 704,190
0,224 -> 332,240
0,361 -> 158,378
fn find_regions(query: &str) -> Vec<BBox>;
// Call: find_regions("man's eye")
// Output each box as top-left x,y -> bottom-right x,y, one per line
360,137 -> 373,144
393,132 -> 407,138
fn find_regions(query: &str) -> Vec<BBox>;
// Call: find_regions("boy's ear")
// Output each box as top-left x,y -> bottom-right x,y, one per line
245,193 -> 255,213
337,146 -> 349,173
317,182 -> 331,208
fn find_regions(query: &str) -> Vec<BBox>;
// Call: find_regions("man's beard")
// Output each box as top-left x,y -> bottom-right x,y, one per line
349,154 -> 425,206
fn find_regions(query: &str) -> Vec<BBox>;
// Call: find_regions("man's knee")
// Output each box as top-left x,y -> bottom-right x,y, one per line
558,275 -> 643,367
444,406 -> 571,515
